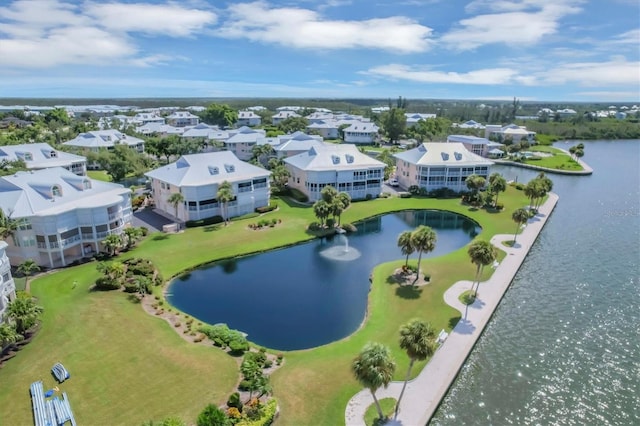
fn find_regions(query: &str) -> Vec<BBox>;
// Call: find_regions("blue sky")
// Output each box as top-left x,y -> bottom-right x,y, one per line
0,0 -> 638,101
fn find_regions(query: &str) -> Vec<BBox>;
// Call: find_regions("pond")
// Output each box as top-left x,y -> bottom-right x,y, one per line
167,210 -> 480,350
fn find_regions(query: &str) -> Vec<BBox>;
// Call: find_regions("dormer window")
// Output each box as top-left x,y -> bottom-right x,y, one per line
83,179 -> 91,189
224,164 -> 235,173
24,152 -> 33,161
209,166 -> 219,175
345,154 -> 354,163
52,185 -> 62,197
441,152 -> 449,161
331,155 -> 340,164
49,150 -> 57,158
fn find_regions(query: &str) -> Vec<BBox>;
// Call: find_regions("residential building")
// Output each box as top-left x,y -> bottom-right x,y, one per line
446,135 -> 504,158
0,167 -> 133,268
63,130 -> 145,170
305,111 -> 334,124
145,151 -> 271,222
0,241 -> 16,320
485,124 -> 536,143
236,111 -> 262,127
343,122 -> 379,144
284,144 -> 385,201
0,117 -> 31,128
224,127 -> 267,161
272,111 -> 301,125
453,120 -> 486,130
394,142 -> 493,192
136,123 -> 183,136
556,108 -> 577,118
0,143 -> 87,176
166,111 -> 199,127
271,132 -> 325,158
405,113 -> 436,127
132,112 -> 165,125
306,120 -> 340,139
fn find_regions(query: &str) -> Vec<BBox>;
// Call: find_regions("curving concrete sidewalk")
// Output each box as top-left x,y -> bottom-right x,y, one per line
345,193 -> 559,426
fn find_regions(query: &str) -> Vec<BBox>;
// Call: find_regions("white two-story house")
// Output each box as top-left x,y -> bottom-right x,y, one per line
394,143 -> 493,192
0,143 -> 87,176
166,111 -> 200,127
0,168 -> 132,268
343,122 -> 379,144
284,144 -> 385,201
224,127 -> 267,161
236,111 -> 262,127
145,151 -> 271,222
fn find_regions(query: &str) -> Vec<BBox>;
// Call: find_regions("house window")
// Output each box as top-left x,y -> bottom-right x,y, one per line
52,185 -> 62,197
83,179 -> 91,189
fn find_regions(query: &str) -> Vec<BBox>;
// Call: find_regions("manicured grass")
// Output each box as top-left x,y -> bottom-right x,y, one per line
520,148 -> 583,171
364,398 -> 397,426
528,145 -> 565,154
0,186 -> 531,425
459,289 -> 476,305
87,170 -> 112,182
0,264 -> 238,425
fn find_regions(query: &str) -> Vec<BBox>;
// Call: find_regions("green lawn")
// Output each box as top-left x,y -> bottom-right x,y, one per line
365,398 -> 396,426
0,187 -> 530,425
520,146 -> 583,171
87,170 -> 112,182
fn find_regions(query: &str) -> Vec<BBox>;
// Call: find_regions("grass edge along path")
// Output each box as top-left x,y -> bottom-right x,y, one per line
0,186 -> 529,425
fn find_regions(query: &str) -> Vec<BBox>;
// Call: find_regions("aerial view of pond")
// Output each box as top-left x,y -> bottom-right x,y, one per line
168,210 -> 480,350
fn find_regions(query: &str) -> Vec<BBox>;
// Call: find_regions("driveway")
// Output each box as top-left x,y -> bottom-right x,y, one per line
131,208 -> 173,233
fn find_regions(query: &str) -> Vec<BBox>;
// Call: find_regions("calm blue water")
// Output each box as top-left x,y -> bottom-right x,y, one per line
168,210 -> 480,350
431,140 -> 640,425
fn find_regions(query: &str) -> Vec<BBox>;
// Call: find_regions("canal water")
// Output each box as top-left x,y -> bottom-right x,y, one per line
431,140 -> 640,425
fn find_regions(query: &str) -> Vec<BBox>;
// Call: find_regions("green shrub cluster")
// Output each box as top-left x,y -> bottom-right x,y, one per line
185,215 -> 224,228
399,192 -> 412,198
255,202 -> 277,214
236,399 -> 278,426
197,324 -> 249,354
248,218 -> 280,230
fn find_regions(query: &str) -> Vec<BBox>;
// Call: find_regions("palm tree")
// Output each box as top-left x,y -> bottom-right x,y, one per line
512,208 -> 530,243
351,342 -> 396,420
334,192 -> 351,226
312,200 -> 331,227
0,208 -> 17,240
397,231 -> 415,267
123,227 -> 142,249
6,296 -> 44,334
217,181 -> 234,225
467,240 -> 497,296
0,322 -> 22,349
410,226 -> 437,283
488,173 -> 507,208
395,319 -> 436,417
167,192 -> 185,221
17,259 -> 40,289
102,233 -> 122,256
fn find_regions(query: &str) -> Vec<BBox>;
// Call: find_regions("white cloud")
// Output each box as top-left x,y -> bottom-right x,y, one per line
442,0 -> 583,50
537,59 -> 640,87
0,0 -> 215,68
365,64 -> 529,85
610,29 -> 640,45
218,1 -> 433,53
85,2 -> 216,37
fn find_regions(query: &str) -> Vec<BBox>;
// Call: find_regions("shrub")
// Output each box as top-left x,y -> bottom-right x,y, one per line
139,226 -> 149,236
236,399 -> 278,426
174,322 -> 181,328
185,215 -> 224,228
495,202 -> 504,210
123,281 -> 138,293
263,359 -> 273,369
227,407 -> 242,420
365,193 -> 373,200
255,202 -> 277,214
399,192 -> 412,198
198,324 -> 232,345
244,351 -> 267,367
424,274 -> 431,282
380,192 -> 391,198
325,218 -> 336,228
227,392 -> 243,411
341,223 -> 357,233
229,335 -> 249,354
197,404 -> 229,426
238,380 -> 251,391
514,183 -> 525,190
94,276 -> 121,291
408,185 -> 420,195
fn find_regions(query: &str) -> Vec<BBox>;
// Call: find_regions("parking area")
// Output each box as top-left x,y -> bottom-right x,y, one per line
131,208 -> 174,233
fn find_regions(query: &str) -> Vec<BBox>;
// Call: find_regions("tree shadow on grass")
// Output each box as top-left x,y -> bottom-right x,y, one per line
127,294 -> 142,304
152,234 -> 170,241
203,225 -> 222,232
395,285 -> 422,299
448,315 -> 461,329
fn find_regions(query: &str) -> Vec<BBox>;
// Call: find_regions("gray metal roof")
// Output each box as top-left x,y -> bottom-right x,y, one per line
63,130 -> 144,148
393,142 -> 494,167
145,151 -> 270,187
284,144 -> 384,171
0,167 -> 129,218
0,143 -> 85,169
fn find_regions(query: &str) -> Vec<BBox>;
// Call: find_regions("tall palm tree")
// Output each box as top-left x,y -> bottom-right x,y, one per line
512,208 -> 530,243
123,227 -> 142,249
312,200 -> 331,227
467,240 -> 497,296
395,319 -> 436,417
488,173 -> 507,208
6,296 -> 44,334
102,233 -> 122,256
0,208 -> 17,240
397,231 -> 415,267
167,192 -> 185,220
335,192 -> 351,226
410,226 -> 437,283
17,259 -> 40,289
216,181 -> 234,225
351,342 -> 396,420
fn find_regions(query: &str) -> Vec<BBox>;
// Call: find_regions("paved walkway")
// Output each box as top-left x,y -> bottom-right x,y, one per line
345,193 -> 559,426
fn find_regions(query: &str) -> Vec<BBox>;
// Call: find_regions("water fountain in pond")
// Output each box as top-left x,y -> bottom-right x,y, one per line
319,228 -> 361,261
